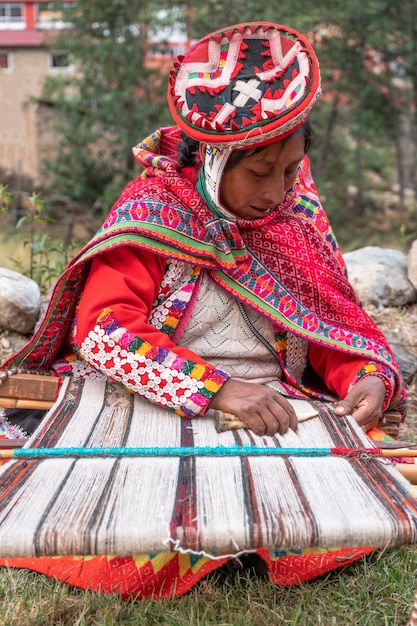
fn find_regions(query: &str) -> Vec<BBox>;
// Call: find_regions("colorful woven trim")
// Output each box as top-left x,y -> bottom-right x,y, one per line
79,308 -> 229,418
167,22 -> 321,148
0,410 -> 28,439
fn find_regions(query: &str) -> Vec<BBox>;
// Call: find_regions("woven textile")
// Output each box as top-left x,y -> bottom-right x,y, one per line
0,548 -> 374,600
0,547 -> 375,600
0,378 -> 415,598
0,377 -> 415,558
167,22 -> 321,148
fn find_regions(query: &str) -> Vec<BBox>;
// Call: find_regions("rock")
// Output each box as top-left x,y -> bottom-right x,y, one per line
0,268 -> 41,334
407,239 -> 417,291
0,331 -> 29,366
383,329 -> 417,383
344,246 -> 417,308
365,304 -> 417,383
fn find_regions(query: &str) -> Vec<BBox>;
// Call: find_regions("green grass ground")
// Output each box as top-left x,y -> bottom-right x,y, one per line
0,547 -> 416,625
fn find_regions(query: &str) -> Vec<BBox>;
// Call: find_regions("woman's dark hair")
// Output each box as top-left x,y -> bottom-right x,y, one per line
178,134 -> 200,168
178,120 -> 315,170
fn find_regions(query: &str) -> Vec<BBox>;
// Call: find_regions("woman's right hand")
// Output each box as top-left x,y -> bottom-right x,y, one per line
208,378 -> 298,436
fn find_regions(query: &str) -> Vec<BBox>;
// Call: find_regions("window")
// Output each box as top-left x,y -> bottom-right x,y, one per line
0,3 -> 23,23
0,51 -> 10,70
149,42 -> 187,58
37,2 -> 72,29
49,52 -> 70,70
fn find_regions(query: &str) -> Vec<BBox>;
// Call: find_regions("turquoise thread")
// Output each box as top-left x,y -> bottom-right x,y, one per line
13,446 -> 340,459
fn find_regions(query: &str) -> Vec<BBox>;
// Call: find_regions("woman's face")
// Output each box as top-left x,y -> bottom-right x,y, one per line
219,131 -> 305,220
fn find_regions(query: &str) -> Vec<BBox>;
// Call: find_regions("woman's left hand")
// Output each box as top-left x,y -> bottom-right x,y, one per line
333,376 -> 386,431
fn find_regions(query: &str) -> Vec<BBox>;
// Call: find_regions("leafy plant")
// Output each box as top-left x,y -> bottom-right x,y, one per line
0,187 -> 77,294
0,185 -> 12,221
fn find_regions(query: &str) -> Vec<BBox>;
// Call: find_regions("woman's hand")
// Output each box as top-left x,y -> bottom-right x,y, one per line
208,378 -> 298,436
333,375 -> 386,431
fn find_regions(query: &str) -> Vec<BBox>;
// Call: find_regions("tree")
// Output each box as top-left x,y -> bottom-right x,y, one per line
42,0 -> 179,210
325,0 -> 417,213
42,1 -> 417,236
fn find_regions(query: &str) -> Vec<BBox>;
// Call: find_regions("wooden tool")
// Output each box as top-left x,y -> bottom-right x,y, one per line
0,373 -> 59,410
214,398 -> 319,432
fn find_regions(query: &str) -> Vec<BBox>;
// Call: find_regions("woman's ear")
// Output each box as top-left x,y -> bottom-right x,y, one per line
198,143 -> 207,163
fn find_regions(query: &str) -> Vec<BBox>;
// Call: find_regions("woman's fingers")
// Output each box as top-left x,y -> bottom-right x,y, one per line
333,376 -> 386,429
208,378 -> 299,436
245,408 -> 289,436
261,394 -> 298,435
232,389 -> 298,436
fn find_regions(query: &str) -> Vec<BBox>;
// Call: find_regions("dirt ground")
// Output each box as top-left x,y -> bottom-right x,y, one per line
366,304 -> 417,441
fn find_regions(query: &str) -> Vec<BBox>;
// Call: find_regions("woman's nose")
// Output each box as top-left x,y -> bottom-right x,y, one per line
263,177 -> 286,207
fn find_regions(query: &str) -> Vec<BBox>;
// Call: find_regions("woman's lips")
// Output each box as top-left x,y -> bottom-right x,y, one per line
252,206 -> 273,214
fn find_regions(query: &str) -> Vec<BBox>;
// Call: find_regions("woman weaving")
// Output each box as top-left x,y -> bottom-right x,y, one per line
0,21 -> 407,597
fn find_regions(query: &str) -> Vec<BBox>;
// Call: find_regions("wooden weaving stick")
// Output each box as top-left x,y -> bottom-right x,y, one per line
394,464 -> 417,484
380,409 -> 402,438
0,373 -> 59,410
214,398 -> 319,433
215,407 -> 403,439
0,439 -> 26,449
1,447 -> 416,485
0,397 -> 55,410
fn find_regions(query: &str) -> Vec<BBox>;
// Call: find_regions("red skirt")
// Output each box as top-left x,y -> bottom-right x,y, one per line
0,547 -> 374,599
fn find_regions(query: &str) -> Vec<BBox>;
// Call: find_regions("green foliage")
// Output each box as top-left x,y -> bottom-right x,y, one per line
0,187 -> 77,293
0,184 -> 12,214
40,0 -> 417,229
42,0 -> 175,210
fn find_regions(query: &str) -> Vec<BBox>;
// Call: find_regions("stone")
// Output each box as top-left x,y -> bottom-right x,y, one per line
0,268 -> 41,334
407,239 -> 417,291
344,246 -> 417,308
0,331 -> 29,366
383,329 -> 417,383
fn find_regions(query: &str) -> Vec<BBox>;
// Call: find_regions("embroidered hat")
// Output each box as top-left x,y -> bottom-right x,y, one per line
167,22 -> 321,149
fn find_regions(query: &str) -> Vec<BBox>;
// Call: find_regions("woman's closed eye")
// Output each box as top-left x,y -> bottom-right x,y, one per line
284,169 -> 298,179
285,161 -> 303,178
252,168 -> 272,179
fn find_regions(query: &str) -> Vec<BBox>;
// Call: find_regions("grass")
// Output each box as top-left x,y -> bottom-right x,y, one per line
0,234 -> 31,272
0,547 -> 416,625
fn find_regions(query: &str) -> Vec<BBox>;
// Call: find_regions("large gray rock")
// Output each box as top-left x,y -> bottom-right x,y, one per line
383,328 -> 417,383
0,268 -> 41,334
344,246 -> 417,308
407,239 -> 417,291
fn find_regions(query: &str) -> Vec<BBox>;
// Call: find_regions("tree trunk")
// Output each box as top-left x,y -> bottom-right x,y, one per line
313,94 -> 340,179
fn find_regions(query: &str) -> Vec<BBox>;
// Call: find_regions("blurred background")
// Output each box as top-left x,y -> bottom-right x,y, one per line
1,0 -> 416,280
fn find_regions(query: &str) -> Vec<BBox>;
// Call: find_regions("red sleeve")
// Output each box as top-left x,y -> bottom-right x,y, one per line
75,247 -> 229,418
309,341 -> 394,408
309,342 -> 368,397
77,247 -> 213,365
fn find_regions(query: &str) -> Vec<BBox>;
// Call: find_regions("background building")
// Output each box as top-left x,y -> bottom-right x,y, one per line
0,1 -> 188,187
0,0 -> 73,185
